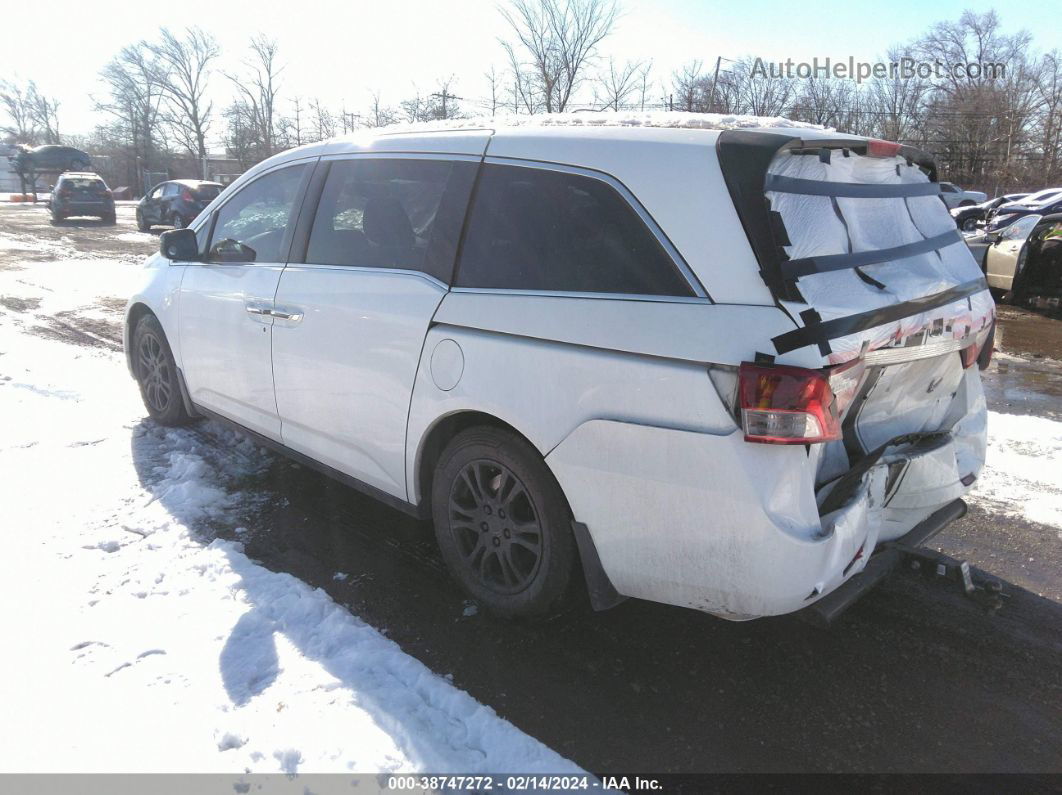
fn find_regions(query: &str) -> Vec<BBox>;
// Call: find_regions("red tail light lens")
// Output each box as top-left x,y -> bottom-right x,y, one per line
738,360 -> 866,445
180,189 -> 194,202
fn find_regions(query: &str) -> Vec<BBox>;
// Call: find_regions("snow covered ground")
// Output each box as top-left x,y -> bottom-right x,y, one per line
0,247 -> 579,775
1,214 -> 1060,777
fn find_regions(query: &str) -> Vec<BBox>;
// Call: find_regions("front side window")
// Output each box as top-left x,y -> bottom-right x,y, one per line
150,185 -> 164,199
305,159 -> 452,273
454,164 -> 693,296
208,164 -> 307,263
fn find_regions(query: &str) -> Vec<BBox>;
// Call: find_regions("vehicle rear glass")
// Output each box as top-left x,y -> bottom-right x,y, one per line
194,185 -> 221,200
454,164 -> 693,296
63,179 -> 105,190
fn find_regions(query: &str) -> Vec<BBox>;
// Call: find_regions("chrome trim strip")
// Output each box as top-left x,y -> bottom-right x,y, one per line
864,337 -> 970,365
448,287 -> 712,304
320,151 -> 483,163
280,263 -> 448,291
482,155 -> 710,301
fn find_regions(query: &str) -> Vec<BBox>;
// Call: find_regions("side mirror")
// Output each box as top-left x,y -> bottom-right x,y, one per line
208,238 -> 257,263
985,231 -> 1002,244
159,228 -> 200,262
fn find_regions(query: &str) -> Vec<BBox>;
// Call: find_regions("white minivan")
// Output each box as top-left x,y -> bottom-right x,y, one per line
125,119 -> 995,622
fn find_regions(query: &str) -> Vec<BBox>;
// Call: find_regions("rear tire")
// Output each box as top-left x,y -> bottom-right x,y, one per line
132,314 -> 192,427
136,210 -> 150,232
431,426 -> 577,618
102,212 -> 116,225
171,214 -> 185,229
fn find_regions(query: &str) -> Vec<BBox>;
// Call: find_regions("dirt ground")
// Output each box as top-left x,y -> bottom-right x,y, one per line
1,201 -> 1060,774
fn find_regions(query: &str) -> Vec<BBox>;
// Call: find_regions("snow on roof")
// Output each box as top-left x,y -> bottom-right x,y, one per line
378,110 -> 828,135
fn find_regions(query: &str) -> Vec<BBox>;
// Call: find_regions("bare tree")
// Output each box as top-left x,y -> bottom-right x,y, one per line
669,61 -> 703,111
1,80 -> 39,142
485,66 -> 502,116
227,35 -> 283,159
98,44 -> 168,188
635,61 -> 653,111
594,57 -> 644,110
364,91 -> 399,128
499,0 -> 618,113
149,27 -> 219,160
308,97 -> 337,139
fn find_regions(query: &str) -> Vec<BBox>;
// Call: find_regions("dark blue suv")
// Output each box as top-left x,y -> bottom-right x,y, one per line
50,172 -> 116,224
136,179 -> 223,232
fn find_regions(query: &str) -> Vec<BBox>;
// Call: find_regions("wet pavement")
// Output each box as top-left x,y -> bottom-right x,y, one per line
2,201 -> 1061,773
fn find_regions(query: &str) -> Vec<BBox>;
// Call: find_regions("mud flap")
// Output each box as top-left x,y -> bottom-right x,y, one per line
571,520 -> 627,611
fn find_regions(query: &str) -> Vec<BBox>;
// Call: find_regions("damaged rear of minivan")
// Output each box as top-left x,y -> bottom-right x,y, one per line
542,126 -> 993,622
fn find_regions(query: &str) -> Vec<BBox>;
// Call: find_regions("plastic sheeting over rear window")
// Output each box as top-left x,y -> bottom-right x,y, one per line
766,149 -> 994,363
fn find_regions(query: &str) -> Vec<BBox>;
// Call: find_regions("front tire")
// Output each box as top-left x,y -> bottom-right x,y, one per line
132,314 -> 192,426
171,213 -> 185,229
136,210 -> 150,232
431,427 -> 577,618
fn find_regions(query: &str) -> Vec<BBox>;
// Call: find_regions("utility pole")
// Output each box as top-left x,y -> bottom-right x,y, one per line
707,55 -> 723,113
430,88 -> 461,120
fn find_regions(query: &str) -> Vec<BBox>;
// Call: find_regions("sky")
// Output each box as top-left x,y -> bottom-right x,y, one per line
5,0 -> 1061,145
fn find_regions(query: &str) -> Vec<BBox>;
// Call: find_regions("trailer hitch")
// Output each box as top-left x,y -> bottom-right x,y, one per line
890,543 -> 1005,614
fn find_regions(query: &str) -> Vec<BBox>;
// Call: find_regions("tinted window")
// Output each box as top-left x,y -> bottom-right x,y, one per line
209,164 -> 307,263
194,185 -> 221,200
306,159 -> 452,273
454,164 -> 693,296
62,178 -> 105,190
163,183 -> 180,197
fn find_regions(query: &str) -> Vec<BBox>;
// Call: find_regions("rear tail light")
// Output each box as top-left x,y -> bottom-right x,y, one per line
961,323 -> 995,370
181,189 -> 194,202
738,359 -> 866,445
866,139 -> 902,158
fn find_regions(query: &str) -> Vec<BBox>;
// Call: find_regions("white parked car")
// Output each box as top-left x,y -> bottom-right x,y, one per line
125,120 -> 995,622
938,181 -> 987,209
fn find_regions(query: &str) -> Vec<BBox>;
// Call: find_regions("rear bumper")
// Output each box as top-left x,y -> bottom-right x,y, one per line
546,388 -> 985,620
797,498 -> 967,626
54,201 -> 113,214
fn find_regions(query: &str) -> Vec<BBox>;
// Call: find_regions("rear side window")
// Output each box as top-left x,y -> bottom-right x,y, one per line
305,159 -> 453,274
208,164 -> 307,263
454,164 -> 693,296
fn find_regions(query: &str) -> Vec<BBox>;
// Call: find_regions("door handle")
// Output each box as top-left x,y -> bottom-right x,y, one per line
271,308 -> 303,324
245,305 -> 270,315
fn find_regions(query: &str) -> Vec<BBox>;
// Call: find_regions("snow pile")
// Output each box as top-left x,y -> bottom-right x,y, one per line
375,110 -> 826,134
0,321 -> 579,774
969,411 -> 1062,529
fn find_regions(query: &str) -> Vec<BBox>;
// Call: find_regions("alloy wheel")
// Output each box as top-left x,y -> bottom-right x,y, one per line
447,460 -> 544,594
137,332 -> 173,412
